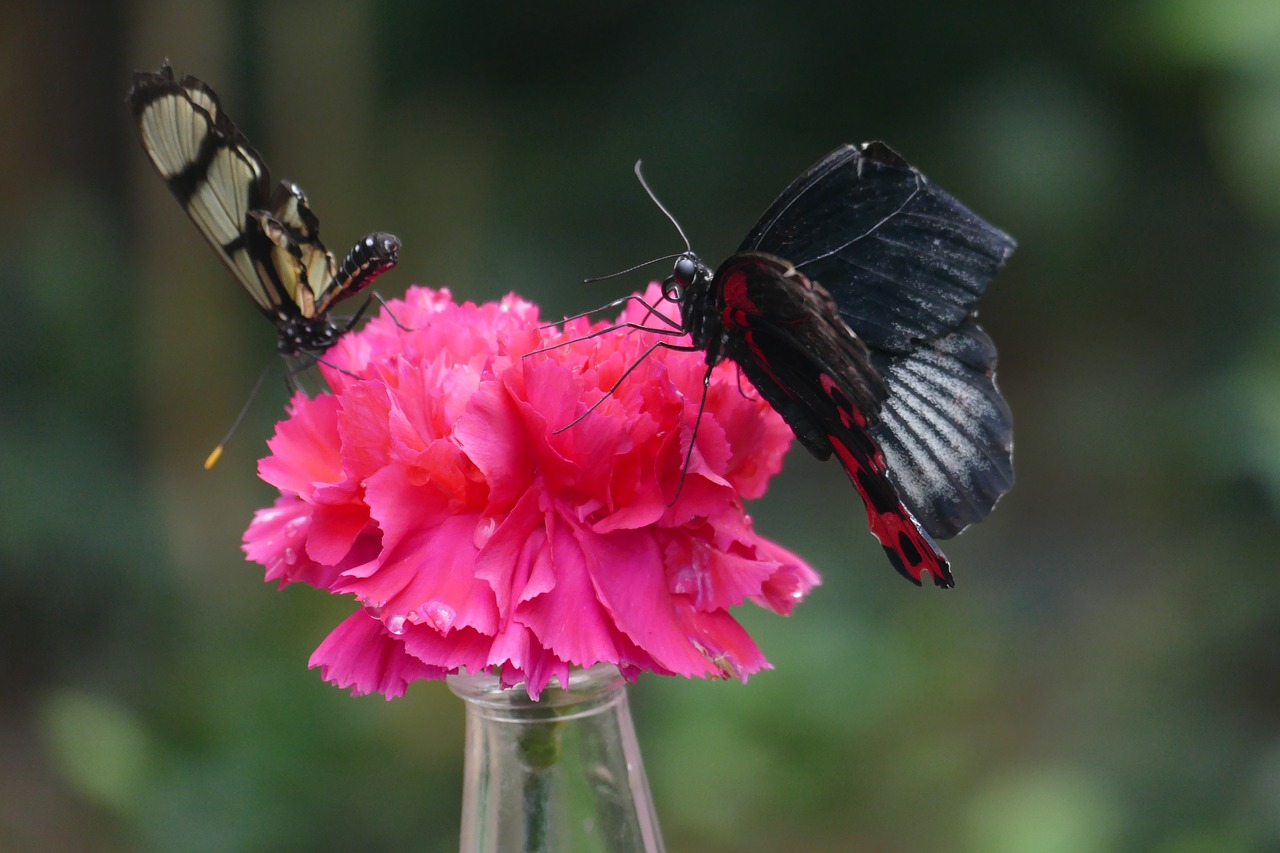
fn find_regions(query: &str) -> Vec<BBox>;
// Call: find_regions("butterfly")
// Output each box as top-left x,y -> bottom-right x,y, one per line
640,142 -> 1015,587
127,63 -> 400,356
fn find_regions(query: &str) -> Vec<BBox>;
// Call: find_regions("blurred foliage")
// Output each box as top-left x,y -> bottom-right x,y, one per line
2,0 -> 1279,850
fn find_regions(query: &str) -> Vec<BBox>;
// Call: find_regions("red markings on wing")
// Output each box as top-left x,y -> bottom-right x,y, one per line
819,373 -> 868,429
720,266 -> 799,392
827,435 -> 953,587
717,260 -> 952,587
720,268 -> 758,331
820,374 -> 953,587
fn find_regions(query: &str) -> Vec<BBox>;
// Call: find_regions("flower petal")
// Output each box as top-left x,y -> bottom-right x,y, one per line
244,286 -> 816,700
310,609 -> 447,699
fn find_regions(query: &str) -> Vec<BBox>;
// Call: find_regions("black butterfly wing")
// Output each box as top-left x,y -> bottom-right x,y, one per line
740,142 -> 1016,538
712,253 -> 954,587
869,316 -> 1013,538
128,65 -> 287,319
739,142 -> 1016,354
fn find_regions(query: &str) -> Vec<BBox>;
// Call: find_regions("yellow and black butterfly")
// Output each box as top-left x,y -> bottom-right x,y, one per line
127,63 -> 400,356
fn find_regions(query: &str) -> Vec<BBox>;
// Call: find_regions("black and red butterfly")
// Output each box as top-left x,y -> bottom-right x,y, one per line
628,142 -> 1015,587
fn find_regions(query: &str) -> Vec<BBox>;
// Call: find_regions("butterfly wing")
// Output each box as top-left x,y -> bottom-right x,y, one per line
128,64 -> 291,319
869,316 -> 1013,538
740,142 -> 1016,538
712,253 -> 954,587
247,208 -> 319,317
263,180 -> 339,318
266,180 -> 401,316
739,142 -> 1016,354
129,64 -> 402,356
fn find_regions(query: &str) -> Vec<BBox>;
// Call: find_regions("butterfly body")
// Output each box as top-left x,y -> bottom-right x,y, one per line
127,64 -> 399,356
660,142 -> 1016,587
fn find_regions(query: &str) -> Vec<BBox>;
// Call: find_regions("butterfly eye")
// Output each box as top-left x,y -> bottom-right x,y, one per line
673,255 -> 699,287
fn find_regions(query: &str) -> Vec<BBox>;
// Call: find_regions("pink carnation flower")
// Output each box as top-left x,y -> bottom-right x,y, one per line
242,285 -> 820,699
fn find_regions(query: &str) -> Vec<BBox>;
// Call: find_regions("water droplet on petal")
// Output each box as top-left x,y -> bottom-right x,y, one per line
420,600 -> 457,632
671,565 -> 697,595
671,545 -> 713,605
386,613 -> 408,635
282,547 -> 298,566
473,516 -> 498,549
283,518 -> 306,540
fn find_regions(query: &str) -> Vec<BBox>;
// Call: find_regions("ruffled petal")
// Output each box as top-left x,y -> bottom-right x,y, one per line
257,393 -> 344,496
310,609 -> 448,700
243,285 -> 817,699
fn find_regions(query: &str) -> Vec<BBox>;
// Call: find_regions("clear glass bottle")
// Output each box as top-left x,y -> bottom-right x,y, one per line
447,664 -> 665,853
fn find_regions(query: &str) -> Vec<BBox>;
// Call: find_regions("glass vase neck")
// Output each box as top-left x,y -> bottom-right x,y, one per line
448,664 -> 665,853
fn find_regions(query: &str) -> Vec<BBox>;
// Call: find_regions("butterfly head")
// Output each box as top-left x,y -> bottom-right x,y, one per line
663,251 -> 718,349
631,160 -> 708,306
663,252 -> 711,304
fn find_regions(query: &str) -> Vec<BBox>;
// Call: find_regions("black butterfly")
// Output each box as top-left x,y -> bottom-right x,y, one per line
641,142 -> 1015,587
127,63 -> 400,356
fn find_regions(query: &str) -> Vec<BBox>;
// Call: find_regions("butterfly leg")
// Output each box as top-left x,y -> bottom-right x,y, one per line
527,306 -> 685,358
667,363 -> 715,505
538,294 -> 637,330
538,292 -> 683,333
353,291 -> 413,333
551,338 -> 700,433
284,350 -> 363,382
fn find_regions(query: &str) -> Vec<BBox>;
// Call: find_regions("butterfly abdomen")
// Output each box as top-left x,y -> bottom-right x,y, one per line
334,234 -> 400,301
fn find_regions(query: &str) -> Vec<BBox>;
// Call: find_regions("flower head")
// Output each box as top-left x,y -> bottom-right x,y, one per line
242,285 -> 819,699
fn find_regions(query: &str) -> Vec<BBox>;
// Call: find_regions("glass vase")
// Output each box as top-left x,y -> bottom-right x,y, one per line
447,663 -> 665,853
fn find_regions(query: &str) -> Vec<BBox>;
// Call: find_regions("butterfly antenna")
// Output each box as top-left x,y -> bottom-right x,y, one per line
579,161 -> 691,284
634,160 -> 692,251
204,362 -> 272,469
582,252 -> 685,284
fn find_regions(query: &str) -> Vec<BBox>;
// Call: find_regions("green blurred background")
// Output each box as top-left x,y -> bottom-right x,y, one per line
4,1 -> 1280,850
